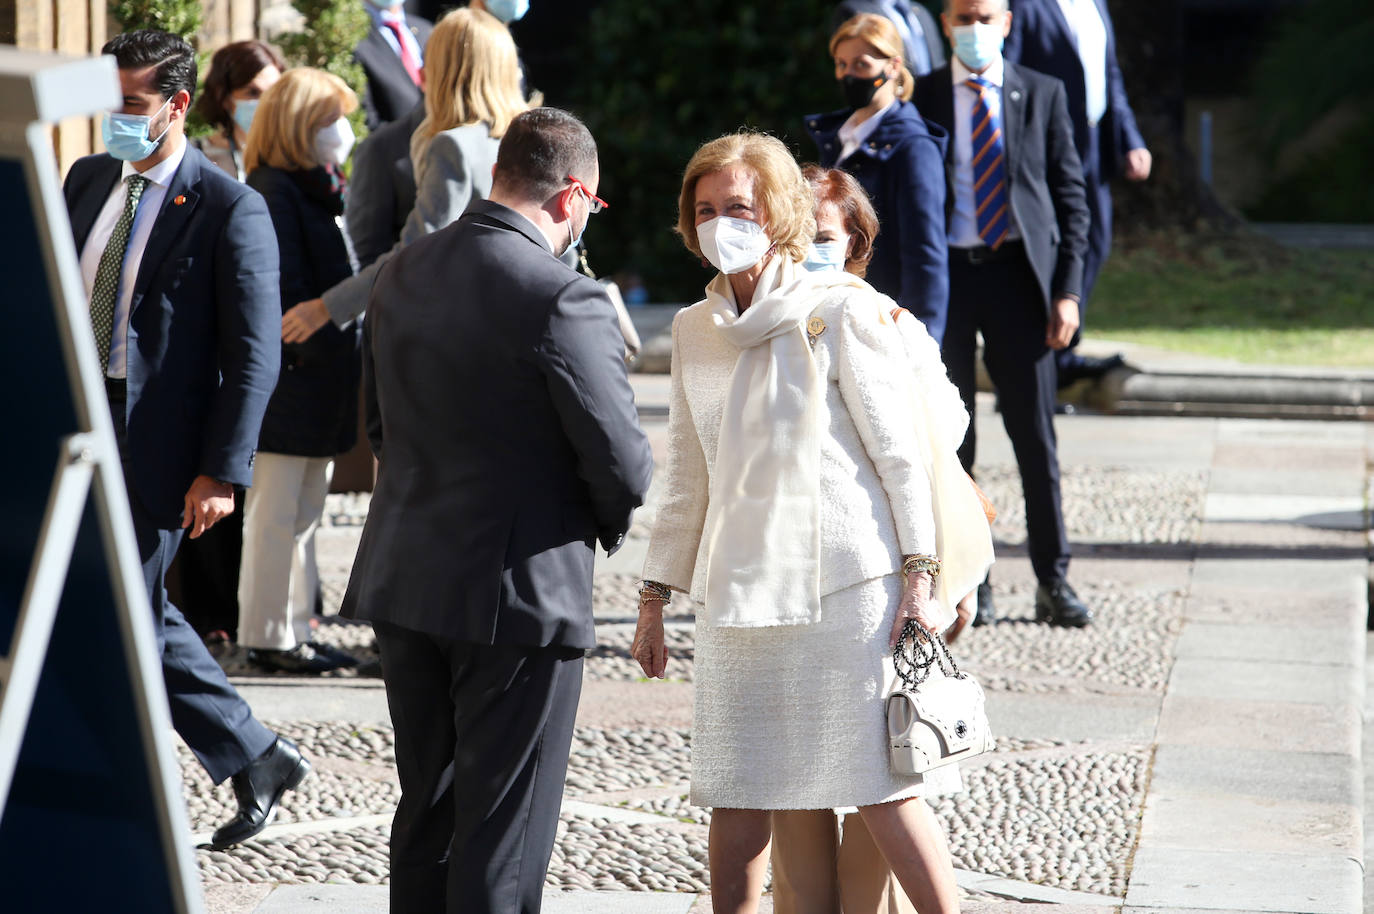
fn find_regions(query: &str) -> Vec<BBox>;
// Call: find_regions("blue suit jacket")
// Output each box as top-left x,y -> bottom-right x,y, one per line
64,145 -> 281,527
1003,0 -> 1145,182
806,100 -> 951,344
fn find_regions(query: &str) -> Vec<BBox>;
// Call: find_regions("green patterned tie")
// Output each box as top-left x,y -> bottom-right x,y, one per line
89,173 -> 149,372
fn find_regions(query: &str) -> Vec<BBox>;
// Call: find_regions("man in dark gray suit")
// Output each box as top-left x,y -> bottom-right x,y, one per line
913,0 -> 1092,628
341,107 -> 653,913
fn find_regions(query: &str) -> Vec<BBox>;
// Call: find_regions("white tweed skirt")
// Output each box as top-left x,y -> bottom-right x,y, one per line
690,573 -> 963,809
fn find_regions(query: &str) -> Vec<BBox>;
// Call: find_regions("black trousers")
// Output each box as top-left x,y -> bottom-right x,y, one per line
941,249 -> 1070,584
110,392 -> 275,783
374,621 -> 584,914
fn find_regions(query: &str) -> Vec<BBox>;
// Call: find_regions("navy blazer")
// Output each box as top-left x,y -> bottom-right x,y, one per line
912,62 -> 1090,314
63,146 -> 282,527
341,199 -> 653,649
805,100 -> 952,344
1003,0 -> 1145,182
247,165 -> 359,458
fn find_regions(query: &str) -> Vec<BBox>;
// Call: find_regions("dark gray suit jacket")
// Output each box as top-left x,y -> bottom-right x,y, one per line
912,61 -> 1090,314
354,15 -> 432,129
341,199 -> 653,650
346,99 -> 424,269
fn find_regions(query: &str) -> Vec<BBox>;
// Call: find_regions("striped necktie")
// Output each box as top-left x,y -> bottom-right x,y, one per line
966,76 -> 1010,249
89,173 -> 149,372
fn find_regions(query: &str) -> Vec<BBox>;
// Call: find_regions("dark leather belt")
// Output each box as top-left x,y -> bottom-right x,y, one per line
105,376 -> 127,401
951,239 -> 1024,266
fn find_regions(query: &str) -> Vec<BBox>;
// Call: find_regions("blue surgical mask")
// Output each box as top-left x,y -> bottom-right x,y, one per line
803,239 -> 848,273
102,96 -> 173,162
232,98 -> 258,135
951,23 -> 1005,72
484,0 -> 530,23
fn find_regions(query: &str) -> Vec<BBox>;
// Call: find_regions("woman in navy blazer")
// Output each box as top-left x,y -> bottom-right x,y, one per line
238,68 -> 362,674
806,12 -> 951,345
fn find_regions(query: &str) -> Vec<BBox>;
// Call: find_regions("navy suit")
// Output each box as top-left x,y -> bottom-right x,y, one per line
64,144 -> 281,783
913,61 -> 1089,586
1004,0 -> 1145,307
806,100 -> 951,344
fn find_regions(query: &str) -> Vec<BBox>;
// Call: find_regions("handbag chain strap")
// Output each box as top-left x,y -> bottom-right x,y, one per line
892,619 -> 962,689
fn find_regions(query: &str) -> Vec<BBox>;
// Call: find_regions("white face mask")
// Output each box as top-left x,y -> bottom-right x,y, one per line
314,117 -> 355,166
803,238 -> 849,273
696,215 -> 771,275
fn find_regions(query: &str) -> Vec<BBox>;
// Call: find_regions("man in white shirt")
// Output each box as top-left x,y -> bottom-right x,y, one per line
1004,0 -> 1151,386
913,0 -> 1094,627
63,28 -> 306,849
355,0 -> 434,129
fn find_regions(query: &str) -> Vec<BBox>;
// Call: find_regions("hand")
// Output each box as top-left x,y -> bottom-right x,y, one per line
944,590 -> 976,645
182,475 -> 234,539
890,571 -> 937,648
282,298 -> 331,343
1046,297 -> 1080,350
1124,147 -> 1152,182
632,599 -> 668,678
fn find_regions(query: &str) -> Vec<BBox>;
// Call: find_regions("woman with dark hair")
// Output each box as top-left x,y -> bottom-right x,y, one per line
194,40 -> 286,182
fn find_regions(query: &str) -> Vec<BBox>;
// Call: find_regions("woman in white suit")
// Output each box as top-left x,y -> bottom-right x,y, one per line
632,133 -> 962,914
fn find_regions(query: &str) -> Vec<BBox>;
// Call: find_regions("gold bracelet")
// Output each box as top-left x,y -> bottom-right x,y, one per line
639,580 -> 672,603
902,554 -> 941,578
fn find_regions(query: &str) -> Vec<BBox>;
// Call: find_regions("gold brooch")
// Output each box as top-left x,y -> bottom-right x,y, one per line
806,316 -> 826,349
173,194 -> 186,206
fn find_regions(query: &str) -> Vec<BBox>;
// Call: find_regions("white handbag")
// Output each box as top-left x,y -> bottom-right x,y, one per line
887,620 -> 994,775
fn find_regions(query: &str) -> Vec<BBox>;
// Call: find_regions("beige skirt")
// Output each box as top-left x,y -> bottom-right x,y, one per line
690,573 -> 963,809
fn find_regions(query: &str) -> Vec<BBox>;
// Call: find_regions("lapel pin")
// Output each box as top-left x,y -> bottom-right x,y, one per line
173,194 -> 186,206
1010,90 -> 1022,102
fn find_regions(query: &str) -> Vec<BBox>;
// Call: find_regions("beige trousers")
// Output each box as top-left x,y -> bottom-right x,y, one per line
771,811 -> 917,914
237,453 -> 333,650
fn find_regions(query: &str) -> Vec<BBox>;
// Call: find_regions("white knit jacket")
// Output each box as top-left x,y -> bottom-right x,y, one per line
643,283 -> 948,603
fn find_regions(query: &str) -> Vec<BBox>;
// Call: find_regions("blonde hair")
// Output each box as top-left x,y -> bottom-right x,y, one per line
411,6 -> 530,169
830,13 -> 915,101
243,67 -> 357,173
676,132 -> 816,265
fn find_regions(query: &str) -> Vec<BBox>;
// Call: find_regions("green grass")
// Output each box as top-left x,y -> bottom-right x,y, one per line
1090,236 -> 1374,368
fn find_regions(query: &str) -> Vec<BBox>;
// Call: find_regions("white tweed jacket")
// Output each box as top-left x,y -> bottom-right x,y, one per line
644,282 -> 946,604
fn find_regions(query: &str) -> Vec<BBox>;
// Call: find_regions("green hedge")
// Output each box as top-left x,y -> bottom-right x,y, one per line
565,1 -> 841,302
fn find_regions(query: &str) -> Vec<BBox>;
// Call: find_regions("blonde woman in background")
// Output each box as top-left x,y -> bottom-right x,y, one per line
633,133 -> 961,914
236,68 -> 362,674
281,5 -> 531,342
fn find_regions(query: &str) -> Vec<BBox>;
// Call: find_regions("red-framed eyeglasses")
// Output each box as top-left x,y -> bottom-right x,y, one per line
567,175 -> 608,214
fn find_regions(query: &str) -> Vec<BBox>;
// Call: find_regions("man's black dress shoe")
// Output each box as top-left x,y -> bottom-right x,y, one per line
1057,353 -> 1125,388
1034,579 -> 1092,627
247,643 -> 349,674
972,579 -> 996,627
210,736 -> 310,849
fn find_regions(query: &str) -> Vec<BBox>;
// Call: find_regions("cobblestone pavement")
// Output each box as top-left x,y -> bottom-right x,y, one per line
190,457 -> 1199,909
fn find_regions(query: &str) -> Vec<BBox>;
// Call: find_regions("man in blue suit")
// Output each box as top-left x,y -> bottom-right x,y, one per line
63,29 -> 308,848
1004,0 -> 1150,386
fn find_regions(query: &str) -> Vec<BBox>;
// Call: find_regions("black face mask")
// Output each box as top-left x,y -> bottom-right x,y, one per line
840,72 -> 890,109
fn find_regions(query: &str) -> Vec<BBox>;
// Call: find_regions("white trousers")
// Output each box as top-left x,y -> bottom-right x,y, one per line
237,453 -> 334,650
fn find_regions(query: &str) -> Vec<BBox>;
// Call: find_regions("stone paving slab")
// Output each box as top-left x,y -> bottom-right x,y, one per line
1138,789 -> 1359,855
247,885 -> 701,913
1124,847 -> 1362,913
1206,467 -> 1368,498
1157,694 -> 1360,756
1149,745 -> 1358,806
1166,656 -> 1361,706
1204,493 -> 1368,531
1173,620 -> 1362,667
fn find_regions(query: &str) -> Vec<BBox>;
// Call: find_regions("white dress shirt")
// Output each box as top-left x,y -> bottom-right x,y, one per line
1055,0 -> 1108,126
836,98 -> 895,165
948,56 -> 1021,249
79,138 -> 187,379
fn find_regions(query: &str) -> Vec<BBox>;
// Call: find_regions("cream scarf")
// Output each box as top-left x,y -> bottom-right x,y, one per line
703,256 -> 865,628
